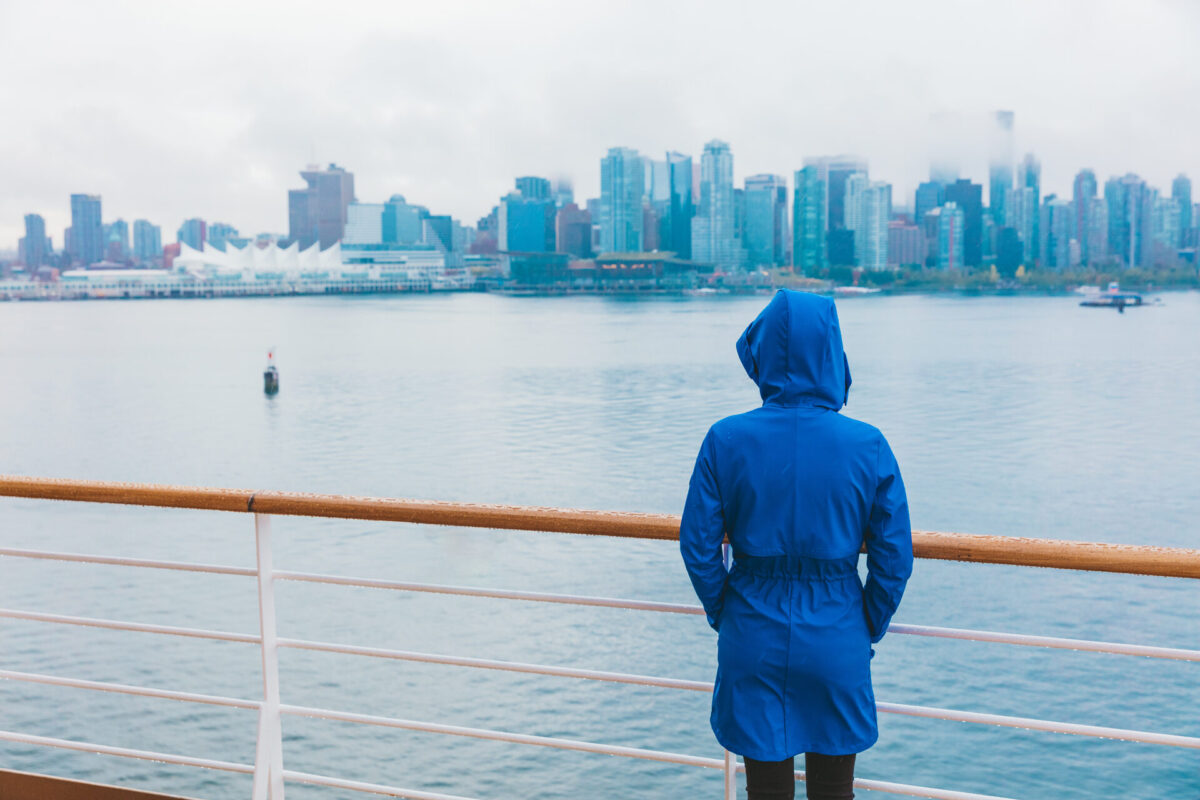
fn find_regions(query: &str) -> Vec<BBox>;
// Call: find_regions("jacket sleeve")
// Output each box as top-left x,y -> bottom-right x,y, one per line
863,434 -> 913,643
680,428 -> 729,631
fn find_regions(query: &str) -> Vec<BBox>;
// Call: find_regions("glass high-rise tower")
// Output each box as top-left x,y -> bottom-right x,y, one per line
792,166 -> 827,274
599,147 -> 645,253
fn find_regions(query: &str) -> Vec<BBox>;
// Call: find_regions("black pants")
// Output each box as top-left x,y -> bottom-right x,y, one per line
744,753 -> 856,800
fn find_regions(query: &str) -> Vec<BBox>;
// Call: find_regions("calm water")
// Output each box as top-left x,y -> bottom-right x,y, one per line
1,292 -> 1197,799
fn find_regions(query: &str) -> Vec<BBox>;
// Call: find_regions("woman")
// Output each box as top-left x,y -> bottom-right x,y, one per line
681,290 -> 912,800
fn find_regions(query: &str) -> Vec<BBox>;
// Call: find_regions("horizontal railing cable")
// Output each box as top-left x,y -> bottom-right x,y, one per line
275,569 -> 1200,662
0,608 -> 260,644
4,544 -> 1194,661
0,730 -> 254,774
282,771 -> 483,800
4,475 -> 1199,578
0,545 -> 258,576
279,705 -> 1020,800
0,669 -> 260,710
274,638 -> 1200,748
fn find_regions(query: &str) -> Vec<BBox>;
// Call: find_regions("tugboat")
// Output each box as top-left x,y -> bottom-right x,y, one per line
263,350 -> 280,395
1079,281 -> 1144,313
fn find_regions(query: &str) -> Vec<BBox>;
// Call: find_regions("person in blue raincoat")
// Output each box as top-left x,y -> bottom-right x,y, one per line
681,290 -> 912,800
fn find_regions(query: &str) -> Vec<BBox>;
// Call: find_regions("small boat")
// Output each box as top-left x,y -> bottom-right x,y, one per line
263,350 -> 279,395
835,286 -> 881,297
1079,282 -> 1143,313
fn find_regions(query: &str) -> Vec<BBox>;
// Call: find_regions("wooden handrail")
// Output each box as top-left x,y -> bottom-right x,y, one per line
1,475 -> 1198,579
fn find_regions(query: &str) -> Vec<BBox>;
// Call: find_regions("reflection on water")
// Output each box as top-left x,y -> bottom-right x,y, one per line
1,292 -> 1198,799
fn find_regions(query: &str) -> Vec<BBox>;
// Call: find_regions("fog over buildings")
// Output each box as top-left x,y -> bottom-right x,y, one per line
1,0 -> 1198,247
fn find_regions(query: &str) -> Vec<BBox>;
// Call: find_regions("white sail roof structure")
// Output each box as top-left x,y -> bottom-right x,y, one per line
173,241 -> 343,276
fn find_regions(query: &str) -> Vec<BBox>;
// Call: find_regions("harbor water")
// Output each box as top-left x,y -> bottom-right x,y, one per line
1,292 -> 1197,799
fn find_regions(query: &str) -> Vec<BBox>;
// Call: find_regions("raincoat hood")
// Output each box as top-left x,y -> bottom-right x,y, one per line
736,289 -> 852,409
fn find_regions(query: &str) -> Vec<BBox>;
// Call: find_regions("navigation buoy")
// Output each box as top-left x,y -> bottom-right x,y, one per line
264,350 -> 279,395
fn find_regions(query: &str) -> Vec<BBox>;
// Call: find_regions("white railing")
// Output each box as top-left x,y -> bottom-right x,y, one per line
2,477 -> 1199,800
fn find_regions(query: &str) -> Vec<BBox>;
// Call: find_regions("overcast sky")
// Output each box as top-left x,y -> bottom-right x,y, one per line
2,0 -> 1198,249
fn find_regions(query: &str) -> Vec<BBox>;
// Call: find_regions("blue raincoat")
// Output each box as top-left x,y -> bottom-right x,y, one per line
681,290 -> 912,761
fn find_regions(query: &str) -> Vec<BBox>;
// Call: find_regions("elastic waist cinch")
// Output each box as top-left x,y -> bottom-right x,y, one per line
732,553 -> 859,580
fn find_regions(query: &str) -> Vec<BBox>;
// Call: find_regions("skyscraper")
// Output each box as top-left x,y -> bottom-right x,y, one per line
69,193 -> 103,266
1019,154 -> 1041,263
691,140 -> 745,269
103,219 -> 130,262
1072,170 -> 1098,264
844,176 -> 891,271
288,163 -> 355,249
664,151 -> 694,259
177,218 -> 207,249
1105,174 -> 1149,267
1007,186 -> 1036,259
802,156 -> 868,231
792,166 -> 826,274
742,174 -> 788,267
1172,174 -> 1192,247
555,203 -> 593,258
133,220 -> 162,264
207,223 -> 238,250
599,147 -> 645,253
988,111 -> 1015,227
935,202 -> 965,270
499,192 -> 555,252
1085,199 -> 1108,266
515,176 -> 552,200
1040,196 -> 1072,269
914,182 -> 946,231
945,179 -> 983,267
21,214 -> 48,269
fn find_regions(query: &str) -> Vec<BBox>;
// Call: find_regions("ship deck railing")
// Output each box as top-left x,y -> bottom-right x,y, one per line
1,475 -> 1198,800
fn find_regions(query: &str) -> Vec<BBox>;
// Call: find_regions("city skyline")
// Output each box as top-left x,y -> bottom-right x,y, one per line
2,0 -> 1199,248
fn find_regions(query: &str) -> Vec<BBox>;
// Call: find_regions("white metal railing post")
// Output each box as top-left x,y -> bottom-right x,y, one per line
724,749 -> 737,799
253,513 -> 286,799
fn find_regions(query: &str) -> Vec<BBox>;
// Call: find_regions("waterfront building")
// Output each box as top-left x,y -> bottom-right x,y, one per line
177,218 -> 207,250
1073,170 -> 1098,264
423,215 -> 458,254
288,163 -> 355,249
21,214 -> 49,269
1019,154 -> 1041,263
887,221 -> 924,267
791,166 -> 827,274
743,174 -> 788,268
133,220 -> 162,264
1039,196 -> 1072,269
658,152 -> 694,259
691,140 -> 746,269
345,203 -> 385,245
844,174 -> 891,270
515,176 -> 551,201
383,196 -> 429,245
989,110 -> 1015,226
599,147 -> 645,253
555,203 -> 593,259
914,182 -> 945,232
1172,174 -> 1192,246
69,193 -> 103,266
935,202 -> 965,270
803,155 -> 868,231
499,189 -> 555,253
945,179 -> 983,267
